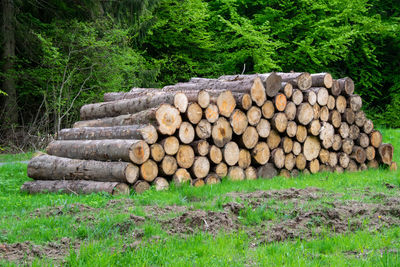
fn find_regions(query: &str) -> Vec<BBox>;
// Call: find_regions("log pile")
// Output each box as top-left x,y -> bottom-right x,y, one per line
22,72 -> 395,195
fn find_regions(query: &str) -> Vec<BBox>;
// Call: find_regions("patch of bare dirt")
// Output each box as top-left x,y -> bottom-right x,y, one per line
30,203 -> 94,218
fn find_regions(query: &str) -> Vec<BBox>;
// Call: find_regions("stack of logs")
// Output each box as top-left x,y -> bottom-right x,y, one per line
21,72 -> 396,195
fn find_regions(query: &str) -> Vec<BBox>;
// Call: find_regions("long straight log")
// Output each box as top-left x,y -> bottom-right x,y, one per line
277,72 -> 312,91
311,73 -> 333,88
104,89 -> 160,101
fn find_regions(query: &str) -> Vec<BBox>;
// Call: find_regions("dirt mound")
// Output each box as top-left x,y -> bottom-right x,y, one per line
30,203 -> 94,217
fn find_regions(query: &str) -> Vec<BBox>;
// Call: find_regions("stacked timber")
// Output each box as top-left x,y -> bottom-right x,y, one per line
21,72 -> 395,195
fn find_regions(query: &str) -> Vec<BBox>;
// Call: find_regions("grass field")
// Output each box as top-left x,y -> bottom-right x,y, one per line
0,129 -> 399,266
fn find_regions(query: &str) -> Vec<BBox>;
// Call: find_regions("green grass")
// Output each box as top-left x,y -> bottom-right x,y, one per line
0,152 -> 35,163
0,129 -> 399,266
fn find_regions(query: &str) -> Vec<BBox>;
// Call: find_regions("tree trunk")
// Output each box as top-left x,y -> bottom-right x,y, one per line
257,163 -> 278,179
337,77 -> 354,95
228,166 -> 245,181
223,141 -> 240,166
282,136 -> 293,153
336,95 -> 347,113
311,73 -> 333,88
173,168 -> 192,185
238,149 -> 251,169
192,140 -> 210,156
281,82 -> 293,98
195,119 -> 212,139
296,103 -> 314,125
256,118 -> 271,138
186,102 -> 203,124
245,166 -> 258,180
354,111 -> 366,127
284,101 -> 296,121
363,119 -> 374,134
153,177 -> 169,191
267,129 -> 281,150
339,122 -> 350,139
161,136 -> 179,156
351,146 -> 367,164
329,110 -> 341,128
247,106 -> 262,126
327,95 -> 335,110
159,156 -> 177,176
217,90 -> 236,117
133,180 -> 150,194
342,138 -> 354,154
205,104 -> 219,123
197,90 -> 210,108
271,112 -> 288,133
252,142 -> 270,165
330,80 -> 341,96
349,95 -> 362,112
204,173 -> 220,185
370,130 -> 383,148
214,162 -> 228,178
308,87 -> 329,106
176,145 -> 195,168
285,153 -> 295,171
286,121 -> 297,138
212,117 -> 232,147
291,89 -> 304,105
274,93 -> 287,111
150,143 -> 165,162
241,126 -> 259,149
230,109 -> 248,135
179,122 -> 195,144
140,159 -> 159,181
277,72 -> 312,91
303,136 -> 321,161
319,106 -> 329,122
377,143 -> 394,165
209,145 -> 222,164
191,156 -> 210,179
271,148 -> 285,168
103,88 -> 160,101
296,125 -> 307,143
261,100 -> 275,119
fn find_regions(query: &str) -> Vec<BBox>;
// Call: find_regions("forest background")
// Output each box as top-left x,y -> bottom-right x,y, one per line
0,0 -> 399,152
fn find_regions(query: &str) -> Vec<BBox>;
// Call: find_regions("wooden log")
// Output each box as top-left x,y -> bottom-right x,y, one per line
279,169 -> 291,178
192,156 -> 210,179
291,89 -> 303,105
267,129 -> 281,150
141,159 -> 159,181
363,119 -> 374,134
354,111 -> 366,127
332,134 -> 342,151
214,162 -> 228,178
319,164 -> 331,173
304,90 -> 317,105
327,95 -> 336,110
271,148 -> 285,168
103,89 -> 159,102
311,73 -> 333,88
247,106 -> 262,126
176,145 -> 195,169
133,180 -> 151,194
197,90 -> 210,109
241,126 -> 259,149
274,93 -> 287,111
187,103 -> 203,124
160,156 -> 178,176
339,122 -> 350,139
46,139 -> 149,164
179,122 -> 195,144
284,101 -> 296,121
236,93 -> 252,110
212,117 -> 233,148
295,153 -> 307,170
370,130 -> 383,148
217,90 -> 236,117
153,177 -> 169,191
309,159 -> 320,174
308,120 -> 321,136
296,103 -> 314,125
21,180 -> 129,195
230,109 -> 248,135
351,146 -> 367,164
343,108 -> 355,124
57,125 -> 158,144
338,77 -> 354,95
319,149 -> 330,164
334,166 -> 344,173
150,143 -> 165,162
303,136 -> 321,161
319,106 -> 329,122
330,80 -> 341,96
349,95 -> 362,112
286,121 -> 297,138
192,140 -> 210,156
196,119 -> 212,139
174,92 -> 189,113
349,125 -> 360,140
173,168 -> 192,185
249,76 -> 267,106
329,110 -> 341,128
328,152 -> 338,167
277,72 -> 312,90
281,82 -> 293,98
192,179 -> 205,187
228,167 -> 245,181
223,141 -> 240,166
296,125 -> 307,143
359,163 -> 368,171
367,160 -> 379,169
271,112 -> 288,133
238,149 -> 251,169
257,163 -> 278,179
161,136 -> 180,156
205,104 -> 219,123
245,166 -> 258,180
252,142 -> 270,165
292,141 -> 302,156
261,100 -> 275,119
338,152 -> 350,168
312,104 -> 320,120
256,119 -> 271,138
308,87 -> 329,106
336,95 -> 347,113
27,154 -> 139,184
377,143 -> 394,165
282,136 -> 293,153
156,104 -> 183,135
285,153 -> 296,171
291,169 -> 300,177
209,145 -> 222,164
366,146 -> 376,161
319,122 -> 334,149
204,173 -> 221,185
357,133 -> 370,148
342,138 -> 354,155
346,160 -> 358,172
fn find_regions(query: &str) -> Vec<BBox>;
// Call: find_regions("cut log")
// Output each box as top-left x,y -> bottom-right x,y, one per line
157,104 -> 182,135
312,104 -> 320,120
187,103 -> 203,124
292,89 -> 304,105
336,95 -> 347,113
309,159 -> 320,174
133,180 -> 151,194
237,93 -> 253,110
267,129 -> 281,150
245,166 -> 258,180
192,156 -> 210,179
256,119 -> 271,138
271,148 -> 285,168
351,146 -> 367,164
295,153 -> 307,170
238,149 -> 251,169
282,136 -> 293,153
176,145 -> 195,168
377,143 -> 394,165
370,130 -> 383,148
205,104 -> 219,123
291,169 -> 300,177
228,167 -> 245,181
150,143 -> 165,162
285,153 -> 295,171
319,122 -> 334,149
281,82 -> 293,98
27,154 -> 139,184
329,110 -> 341,128
327,95 -> 336,110
332,134 -> 342,151
223,142 -> 240,166
296,103 -> 314,125
179,122 -> 195,144
357,133 -> 370,148
334,166 -> 344,173
217,90 -> 236,117
21,180 -> 129,195
230,109 -> 248,135
247,106 -> 262,126
319,165 -> 331,173
308,120 -> 321,136
363,119 -> 374,134
192,179 -> 205,187
349,95 -> 362,112
161,136 -> 180,156
342,138 -> 354,155
359,163 -> 368,171
390,162 -> 398,171
330,80 -> 341,96
308,87 -> 329,106
304,90 -> 317,105
257,163 -> 278,179
343,108 -> 355,124
303,136 -> 321,161
328,152 -> 338,167
192,140 -> 210,156
196,119 -> 212,139
209,145 -> 222,164
286,121 -> 297,138
339,122 -> 350,139
271,112 -> 288,133
214,162 -> 228,178
354,111 -> 366,127
346,160 -> 358,172
319,149 -> 330,164
274,93 -> 287,111
204,173 -> 221,185
319,106 -> 329,122
173,168 -> 192,185
349,125 -> 360,140
252,142 -> 270,165
367,160 -> 379,169
338,153 -> 350,168
261,100 -> 275,119
279,169 -> 291,178
141,159 -> 159,181
212,117 -> 233,147
58,125 -> 158,144
277,72 -> 312,90
241,126 -> 259,149
250,76 -> 267,106
296,125 -> 307,143
153,177 -> 169,191
284,101 -> 296,121
365,146 -> 376,161
292,141 -> 302,156
197,90 -> 210,109
174,92 -> 189,113
338,77 -> 354,95
160,156 -> 178,176
311,73 -> 333,88
46,139 -> 149,164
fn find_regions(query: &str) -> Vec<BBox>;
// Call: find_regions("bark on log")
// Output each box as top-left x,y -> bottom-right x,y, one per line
209,145 -> 222,164
247,106 -> 262,126
252,142 -> 270,165
337,77 -> 354,95
296,103 -> 314,125
160,156 -> 178,176
192,140 -> 210,156
133,180 -> 151,194
277,72 -> 312,91
141,159 -> 159,181
230,109 -> 248,135
27,154 -> 139,184
21,180 -> 130,195
176,145 -> 195,169
173,168 -> 192,185
179,122 -> 195,144
257,163 -> 278,179
311,73 -> 333,88
377,143 -> 394,165
330,80 -> 341,96
192,157 -> 210,179
153,177 -> 169,191
196,119 -> 212,139
228,167 -> 245,181
212,117 -> 233,147
46,139 -> 149,164
223,141 -> 240,166
103,89 -> 159,102
349,95 -> 362,112
256,119 -> 271,138
161,136 -> 180,156
150,143 -> 165,162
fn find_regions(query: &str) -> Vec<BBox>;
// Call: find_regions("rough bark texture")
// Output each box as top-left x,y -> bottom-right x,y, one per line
337,77 -> 354,95
311,73 -> 333,88
377,143 -> 394,165
277,72 -> 312,91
